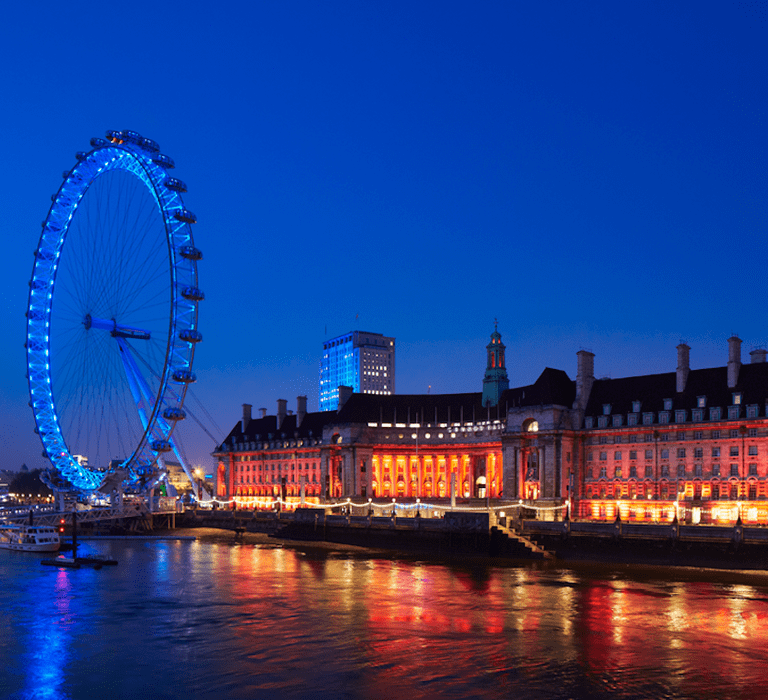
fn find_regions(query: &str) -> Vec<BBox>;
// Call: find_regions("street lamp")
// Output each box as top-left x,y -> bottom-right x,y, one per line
194,468 -> 204,505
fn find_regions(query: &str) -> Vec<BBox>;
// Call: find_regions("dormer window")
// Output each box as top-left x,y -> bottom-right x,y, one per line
697,396 -> 707,408
733,393 -> 742,405
584,416 -> 594,429
602,404 -> 611,415
663,399 -> 673,411
632,401 -> 641,413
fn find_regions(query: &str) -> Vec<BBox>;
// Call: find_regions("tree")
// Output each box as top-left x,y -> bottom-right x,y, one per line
9,469 -> 52,498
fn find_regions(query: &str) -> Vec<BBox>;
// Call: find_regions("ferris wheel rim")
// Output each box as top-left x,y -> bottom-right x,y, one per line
26,131 -> 201,492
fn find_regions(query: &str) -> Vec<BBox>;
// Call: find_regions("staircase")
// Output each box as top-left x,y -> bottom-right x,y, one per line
492,524 -> 554,559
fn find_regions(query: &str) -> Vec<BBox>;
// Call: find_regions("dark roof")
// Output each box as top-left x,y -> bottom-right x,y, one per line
500,367 -> 576,410
219,409 -> 338,447
584,362 -> 768,416
334,391 -> 498,424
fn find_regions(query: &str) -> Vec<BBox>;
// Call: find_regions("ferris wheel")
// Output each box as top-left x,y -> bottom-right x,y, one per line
26,130 -> 203,494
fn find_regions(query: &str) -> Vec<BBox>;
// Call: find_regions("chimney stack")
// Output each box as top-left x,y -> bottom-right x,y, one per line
297,395 -> 307,427
258,407 -> 267,419
676,343 -> 690,393
574,350 -> 595,410
277,399 -> 287,429
750,348 -> 767,364
241,403 -> 252,433
728,336 -> 742,388
337,385 -> 353,410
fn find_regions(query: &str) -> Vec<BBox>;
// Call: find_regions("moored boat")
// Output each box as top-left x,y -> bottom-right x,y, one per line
0,524 -> 60,552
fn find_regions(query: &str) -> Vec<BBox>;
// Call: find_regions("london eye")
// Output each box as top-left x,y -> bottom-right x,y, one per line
26,130 -> 203,494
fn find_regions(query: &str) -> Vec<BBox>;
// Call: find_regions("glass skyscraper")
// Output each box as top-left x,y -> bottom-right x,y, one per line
319,331 -> 395,411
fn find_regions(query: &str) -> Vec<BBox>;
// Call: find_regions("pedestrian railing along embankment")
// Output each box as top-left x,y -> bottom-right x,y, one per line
520,519 -> 768,545
2,501 -> 151,528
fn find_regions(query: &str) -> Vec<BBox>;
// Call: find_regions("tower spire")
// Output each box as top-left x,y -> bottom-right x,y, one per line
482,323 -> 509,407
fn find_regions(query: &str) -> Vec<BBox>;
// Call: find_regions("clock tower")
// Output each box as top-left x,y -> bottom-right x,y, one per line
482,321 -> 509,407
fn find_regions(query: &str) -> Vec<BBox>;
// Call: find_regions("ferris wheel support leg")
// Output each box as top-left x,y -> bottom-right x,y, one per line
116,338 -> 205,500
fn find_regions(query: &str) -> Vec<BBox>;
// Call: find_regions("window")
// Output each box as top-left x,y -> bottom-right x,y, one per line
697,396 -> 707,408
661,449 -> 670,459
749,445 -> 758,456
659,412 -> 670,424
730,446 -> 739,457
603,404 -> 611,415
629,466 -> 637,478
598,416 -> 608,428
728,406 -> 740,420
628,414 -> 638,426
645,449 -> 653,460
632,401 -> 642,413
747,405 -> 758,419
629,434 -> 638,443
584,416 -> 594,429
712,484 -> 720,499
749,463 -> 758,476
599,452 -> 607,461
613,415 -> 623,427
661,465 -> 670,477
660,433 -> 669,442
677,431 -> 686,441
693,431 -> 703,440
599,435 -> 609,445
692,409 -> 704,422
710,407 -> 721,421
643,413 -> 654,425
730,464 -> 739,477
645,465 -> 653,478
677,448 -> 686,458
733,393 -> 742,405
694,448 -> 703,459
711,430 -> 720,439
694,464 -> 703,477
645,433 -> 654,443
615,467 -> 623,478
614,451 -> 622,460
629,450 -> 638,460
749,428 -> 758,438
677,464 -> 686,477
675,410 -> 686,423
587,452 -> 593,461
712,464 -> 720,476
664,399 -> 673,411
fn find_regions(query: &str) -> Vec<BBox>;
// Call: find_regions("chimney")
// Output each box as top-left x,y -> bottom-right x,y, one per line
728,336 -> 742,388
337,385 -> 353,410
676,343 -> 690,393
241,403 -> 252,432
258,407 -> 267,419
750,348 -> 767,364
297,395 -> 307,427
277,399 -> 287,429
574,350 -> 595,410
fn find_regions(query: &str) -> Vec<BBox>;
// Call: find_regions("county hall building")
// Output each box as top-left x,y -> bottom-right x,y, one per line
214,328 -> 768,525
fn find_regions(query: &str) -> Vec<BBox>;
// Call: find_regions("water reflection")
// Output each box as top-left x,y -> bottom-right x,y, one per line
2,542 -> 768,699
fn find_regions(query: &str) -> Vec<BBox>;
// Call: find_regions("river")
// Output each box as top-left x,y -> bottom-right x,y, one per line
1,532 -> 767,699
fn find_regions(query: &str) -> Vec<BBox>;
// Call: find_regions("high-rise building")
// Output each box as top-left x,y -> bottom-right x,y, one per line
319,331 -> 395,411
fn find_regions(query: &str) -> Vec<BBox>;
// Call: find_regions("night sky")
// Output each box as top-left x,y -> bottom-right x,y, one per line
0,2 -> 765,475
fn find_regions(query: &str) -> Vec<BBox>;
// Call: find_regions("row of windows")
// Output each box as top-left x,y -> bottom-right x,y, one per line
589,428 -> 758,444
237,462 -> 318,472
238,474 -> 319,484
588,403 -> 760,429
587,463 -> 760,479
602,395 -> 744,415
589,445 -> 758,461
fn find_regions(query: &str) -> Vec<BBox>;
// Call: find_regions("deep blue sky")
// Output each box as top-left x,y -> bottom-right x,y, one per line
1,2 -> 766,474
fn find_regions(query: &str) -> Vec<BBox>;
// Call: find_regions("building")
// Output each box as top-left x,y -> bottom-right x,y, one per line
319,331 -> 395,411
215,329 -> 768,526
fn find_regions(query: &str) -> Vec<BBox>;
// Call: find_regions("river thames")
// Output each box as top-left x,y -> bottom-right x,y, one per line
2,532 -> 767,700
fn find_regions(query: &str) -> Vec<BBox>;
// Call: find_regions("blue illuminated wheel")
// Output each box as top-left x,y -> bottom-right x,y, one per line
26,130 -> 203,492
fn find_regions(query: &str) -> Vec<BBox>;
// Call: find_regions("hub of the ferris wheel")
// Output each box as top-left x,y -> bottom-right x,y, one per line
83,314 -> 151,341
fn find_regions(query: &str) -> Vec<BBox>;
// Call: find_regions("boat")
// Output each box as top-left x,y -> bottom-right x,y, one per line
0,524 -> 61,552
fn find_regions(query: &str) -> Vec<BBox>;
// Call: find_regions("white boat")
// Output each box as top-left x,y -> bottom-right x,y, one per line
0,524 -> 60,552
